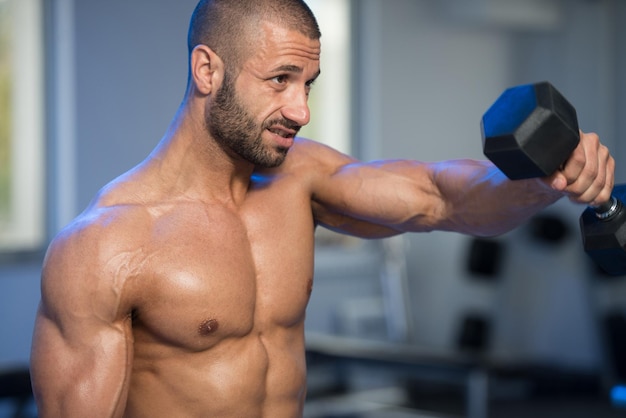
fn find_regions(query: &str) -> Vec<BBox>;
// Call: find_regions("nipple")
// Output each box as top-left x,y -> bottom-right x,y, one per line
198,318 -> 220,336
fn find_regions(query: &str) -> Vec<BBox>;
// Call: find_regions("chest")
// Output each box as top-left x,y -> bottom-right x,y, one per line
127,182 -> 316,351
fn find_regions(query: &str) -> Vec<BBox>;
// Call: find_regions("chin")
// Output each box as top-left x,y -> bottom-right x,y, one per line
256,148 -> 289,169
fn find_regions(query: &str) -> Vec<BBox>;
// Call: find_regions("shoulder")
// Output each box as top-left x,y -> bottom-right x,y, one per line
270,137 -> 357,181
46,202 -> 150,266
290,137 -> 356,166
49,172 -> 155,261
41,198 -> 152,321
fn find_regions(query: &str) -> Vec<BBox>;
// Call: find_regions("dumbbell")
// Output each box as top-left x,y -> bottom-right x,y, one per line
481,81 -> 626,276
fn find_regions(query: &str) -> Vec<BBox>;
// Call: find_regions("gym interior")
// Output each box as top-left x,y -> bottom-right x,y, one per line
1,0 -> 626,417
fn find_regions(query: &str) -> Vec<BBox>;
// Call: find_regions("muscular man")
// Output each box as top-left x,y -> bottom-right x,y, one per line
30,0 -> 614,417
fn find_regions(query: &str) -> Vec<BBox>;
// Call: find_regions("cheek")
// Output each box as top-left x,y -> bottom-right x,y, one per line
238,85 -> 280,124
245,97 -> 273,124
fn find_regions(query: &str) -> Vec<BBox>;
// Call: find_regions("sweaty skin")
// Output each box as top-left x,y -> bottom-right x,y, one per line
30,21 -> 614,418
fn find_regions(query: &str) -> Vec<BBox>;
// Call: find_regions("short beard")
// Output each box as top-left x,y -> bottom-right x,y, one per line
206,70 -> 298,168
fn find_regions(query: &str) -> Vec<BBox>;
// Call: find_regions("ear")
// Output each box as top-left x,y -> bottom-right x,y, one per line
190,44 -> 224,95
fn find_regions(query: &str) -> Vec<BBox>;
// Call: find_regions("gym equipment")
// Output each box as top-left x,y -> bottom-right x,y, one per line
603,311 -> 626,382
528,213 -> 570,245
466,237 -> 505,278
580,186 -> 626,276
481,82 -> 579,180
457,313 -> 491,352
481,81 -> 626,276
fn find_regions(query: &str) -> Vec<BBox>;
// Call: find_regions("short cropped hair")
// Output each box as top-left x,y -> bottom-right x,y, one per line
187,0 -> 321,72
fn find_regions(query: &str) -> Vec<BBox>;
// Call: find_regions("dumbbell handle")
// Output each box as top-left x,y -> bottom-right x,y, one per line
594,196 -> 622,220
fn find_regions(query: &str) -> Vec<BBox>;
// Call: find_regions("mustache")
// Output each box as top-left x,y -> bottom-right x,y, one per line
263,118 -> 302,133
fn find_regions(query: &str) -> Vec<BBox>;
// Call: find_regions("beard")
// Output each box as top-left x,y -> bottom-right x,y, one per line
206,71 -> 300,168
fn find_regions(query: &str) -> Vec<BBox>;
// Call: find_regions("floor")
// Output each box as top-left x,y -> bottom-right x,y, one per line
303,359 -> 626,418
304,386 -> 626,418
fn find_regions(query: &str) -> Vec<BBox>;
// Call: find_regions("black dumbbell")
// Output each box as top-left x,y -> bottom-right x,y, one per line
481,81 -> 626,276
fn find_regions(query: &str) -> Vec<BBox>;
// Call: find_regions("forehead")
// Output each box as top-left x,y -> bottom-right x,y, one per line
244,22 -> 321,73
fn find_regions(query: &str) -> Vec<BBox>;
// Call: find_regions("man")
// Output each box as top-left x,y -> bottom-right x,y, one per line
30,0 -> 614,417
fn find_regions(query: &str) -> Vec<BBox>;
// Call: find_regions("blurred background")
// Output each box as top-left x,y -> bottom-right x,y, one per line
1,0 -> 626,417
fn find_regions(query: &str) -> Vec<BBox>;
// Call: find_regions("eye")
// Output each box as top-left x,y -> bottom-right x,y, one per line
271,74 -> 288,85
305,79 -> 316,96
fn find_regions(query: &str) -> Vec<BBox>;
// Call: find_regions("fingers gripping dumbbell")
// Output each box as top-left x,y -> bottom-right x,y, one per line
481,81 -> 626,276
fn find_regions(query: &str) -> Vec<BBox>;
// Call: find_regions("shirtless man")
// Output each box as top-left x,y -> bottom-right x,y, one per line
29,0 -> 615,417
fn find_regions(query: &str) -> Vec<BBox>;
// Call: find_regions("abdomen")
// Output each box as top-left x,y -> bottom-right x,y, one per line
126,331 -> 307,418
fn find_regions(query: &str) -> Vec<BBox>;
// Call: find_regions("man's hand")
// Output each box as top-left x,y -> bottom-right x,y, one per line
546,131 -> 615,207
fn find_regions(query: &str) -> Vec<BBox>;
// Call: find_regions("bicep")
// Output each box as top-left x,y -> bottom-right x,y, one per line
312,158 -> 446,236
31,301 -> 133,418
30,238 -> 134,418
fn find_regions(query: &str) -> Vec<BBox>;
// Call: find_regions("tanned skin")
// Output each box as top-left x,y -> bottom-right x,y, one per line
30,19 -> 614,418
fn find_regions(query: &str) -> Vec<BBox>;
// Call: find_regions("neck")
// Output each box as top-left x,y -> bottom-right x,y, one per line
146,103 -> 255,206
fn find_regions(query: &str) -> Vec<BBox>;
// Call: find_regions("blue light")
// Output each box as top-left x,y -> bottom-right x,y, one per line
482,83 -> 537,138
611,385 -> 626,408
250,173 -> 273,189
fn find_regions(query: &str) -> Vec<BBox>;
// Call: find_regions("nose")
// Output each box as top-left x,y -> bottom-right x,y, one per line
281,87 -> 311,127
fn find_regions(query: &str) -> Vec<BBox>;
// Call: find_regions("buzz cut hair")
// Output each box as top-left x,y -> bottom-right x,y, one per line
187,0 -> 321,73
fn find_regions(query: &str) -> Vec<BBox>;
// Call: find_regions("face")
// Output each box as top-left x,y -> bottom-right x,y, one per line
205,23 -> 321,168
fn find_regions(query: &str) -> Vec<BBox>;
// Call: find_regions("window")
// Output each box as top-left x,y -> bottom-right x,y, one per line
0,0 -> 45,252
300,0 -> 361,247
299,0 -> 352,155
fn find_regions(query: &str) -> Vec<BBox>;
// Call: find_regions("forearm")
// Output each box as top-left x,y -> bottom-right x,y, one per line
431,159 -> 562,236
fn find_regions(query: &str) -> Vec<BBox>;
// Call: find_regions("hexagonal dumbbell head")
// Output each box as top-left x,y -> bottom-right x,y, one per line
481,82 -> 580,180
580,184 -> 626,276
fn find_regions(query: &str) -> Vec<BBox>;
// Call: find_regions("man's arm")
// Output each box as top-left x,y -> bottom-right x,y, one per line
30,222 -> 134,418
307,131 -> 614,238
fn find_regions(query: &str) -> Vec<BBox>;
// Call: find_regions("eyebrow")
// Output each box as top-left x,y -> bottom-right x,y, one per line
271,64 -> 304,74
270,65 -> 321,81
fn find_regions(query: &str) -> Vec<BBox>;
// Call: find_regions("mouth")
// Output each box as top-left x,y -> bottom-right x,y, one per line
265,122 -> 301,150
267,126 -> 298,139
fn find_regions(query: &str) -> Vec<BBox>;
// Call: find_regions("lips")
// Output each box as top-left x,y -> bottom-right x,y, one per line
266,127 -> 295,148
268,127 -> 294,138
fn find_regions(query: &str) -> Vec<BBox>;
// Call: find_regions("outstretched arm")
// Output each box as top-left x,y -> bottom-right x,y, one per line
30,224 -> 134,418
308,131 -> 613,238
